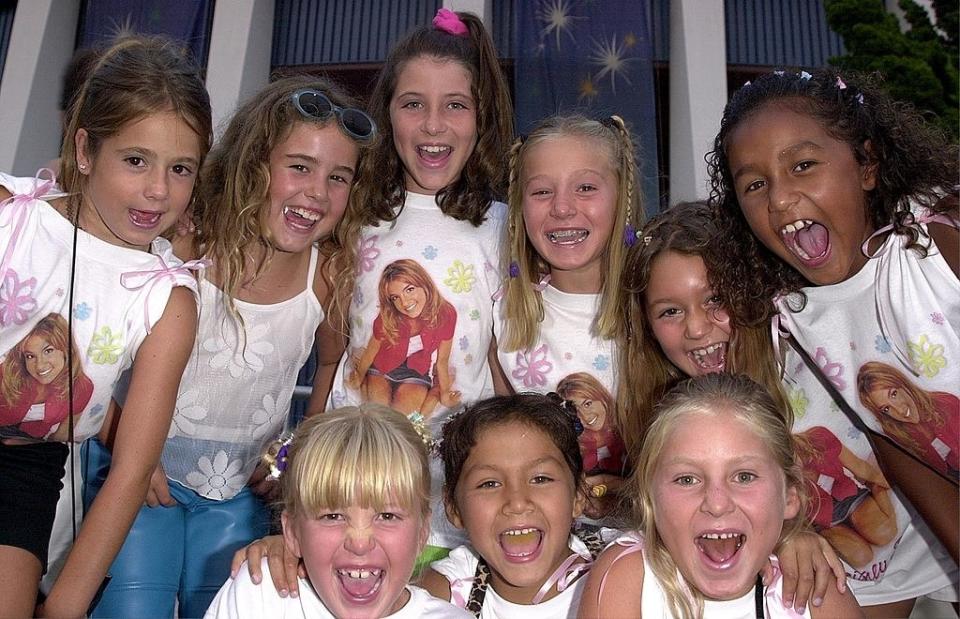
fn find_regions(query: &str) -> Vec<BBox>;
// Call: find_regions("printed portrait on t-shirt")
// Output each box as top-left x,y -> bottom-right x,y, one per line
346,259 -> 461,418
555,372 -> 626,477
856,360 -> 959,483
794,426 -> 899,570
0,312 -> 93,440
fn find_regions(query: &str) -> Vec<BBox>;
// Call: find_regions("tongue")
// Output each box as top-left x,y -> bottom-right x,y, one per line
340,572 -> 380,598
420,149 -> 449,162
699,346 -> 724,368
795,223 -> 829,259
699,536 -> 741,564
501,531 -> 542,556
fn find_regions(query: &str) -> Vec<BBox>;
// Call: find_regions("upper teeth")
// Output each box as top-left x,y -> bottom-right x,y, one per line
780,219 -> 813,235
701,532 -> 740,540
284,206 -> 321,221
338,568 -> 381,579
420,145 -> 449,153
504,528 -> 537,536
691,343 -> 723,358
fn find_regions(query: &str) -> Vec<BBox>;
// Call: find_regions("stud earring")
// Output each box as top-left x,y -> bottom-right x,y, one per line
78,163 -> 87,171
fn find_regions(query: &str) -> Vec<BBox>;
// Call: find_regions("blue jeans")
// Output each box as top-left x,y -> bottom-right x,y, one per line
82,439 -> 271,618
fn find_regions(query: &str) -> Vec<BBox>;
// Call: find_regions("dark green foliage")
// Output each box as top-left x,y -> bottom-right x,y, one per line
824,0 -> 958,139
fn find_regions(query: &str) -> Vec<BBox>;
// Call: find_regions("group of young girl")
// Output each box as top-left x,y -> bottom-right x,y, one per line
0,6 -> 955,619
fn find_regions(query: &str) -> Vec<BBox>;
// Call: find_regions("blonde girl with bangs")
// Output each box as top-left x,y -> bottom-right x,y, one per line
83,75 -> 374,618
206,404 -> 469,618
580,373 -> 861,619
495,114 -> 640,517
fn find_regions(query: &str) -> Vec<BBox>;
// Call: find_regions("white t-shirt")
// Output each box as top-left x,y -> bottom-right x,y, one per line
783,343 -> 958,606
431,534 -> 611,619
204,559 -> 470,619
0,173 -> 197,442
327,191 -> 505,547
161,245 -> 323,500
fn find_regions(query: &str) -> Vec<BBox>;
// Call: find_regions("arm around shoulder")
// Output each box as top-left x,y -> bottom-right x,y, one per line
808,574 -> 863,619
578,542 -> 644,619
418,567 -> 453,603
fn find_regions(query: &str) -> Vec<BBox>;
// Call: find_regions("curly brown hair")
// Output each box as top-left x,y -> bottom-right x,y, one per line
706,68 -> 958,327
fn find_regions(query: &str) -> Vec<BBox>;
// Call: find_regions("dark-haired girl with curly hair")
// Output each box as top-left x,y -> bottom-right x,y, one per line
706,68 -> 959,566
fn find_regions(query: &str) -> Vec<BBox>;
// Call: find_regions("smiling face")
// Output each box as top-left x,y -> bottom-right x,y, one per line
652,408 -> 800,601
521,135 -> 618,293
265,121 -> 359,254
389,55 -> 478,196
282,502 -> 428,619
567,395 -> 607,431
386,278 -> 427,319
726,102 -> 877,286
645,251 -> 732,377
75,111 -> 202,251
447,421 -> 585,603
867,386 -> 920,424
22,335 -> 66,386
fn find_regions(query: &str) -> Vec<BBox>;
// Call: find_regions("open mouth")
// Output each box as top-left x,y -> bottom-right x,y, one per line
37,367 -> 53,377
336,567 -> 384,602
283,205 -> 322,231
499,527 -> 544,561
417,144 -> 451,163
129,209 -> 162,229
696,532 -> 745,567
779,219 -> 830,266
546,229 -> 588,246
687,342 -> 727,373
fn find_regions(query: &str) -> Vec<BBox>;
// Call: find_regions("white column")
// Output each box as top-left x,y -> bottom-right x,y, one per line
668,0 -> 727,203
443,0 -> 491,26
0,0 -> 82,176
205,0 -> 275,138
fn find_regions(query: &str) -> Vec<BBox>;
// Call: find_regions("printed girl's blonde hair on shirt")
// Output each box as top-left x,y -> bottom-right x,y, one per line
626,373 -> 809,619
281,403 -> 431,519
501,114 -> 642,352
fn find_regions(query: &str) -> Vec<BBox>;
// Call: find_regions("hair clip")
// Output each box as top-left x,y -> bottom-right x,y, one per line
433,8 -> 469,37
799,71 -> 812,81
773,70 -> 785,76
836,76 -> 847,90
263,433 -> 295,480
642,235 -> 653,246
508,261 -> 520,278
624,223 -> 637,247
856,93 -> 865,105
406,412 -> 435,450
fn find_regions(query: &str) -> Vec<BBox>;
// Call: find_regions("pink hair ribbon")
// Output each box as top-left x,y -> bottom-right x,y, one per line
0,169 -> 57,288
120,255 -> 209,334
433,8 -> 469,37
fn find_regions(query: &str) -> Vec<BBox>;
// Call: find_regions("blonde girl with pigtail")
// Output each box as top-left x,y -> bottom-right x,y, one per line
495,114 -> 640,518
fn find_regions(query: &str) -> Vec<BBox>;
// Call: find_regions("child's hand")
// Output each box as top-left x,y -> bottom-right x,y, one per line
346,368 -> 362,390
770,531 -> 846,613
247,462 -> 281,502
144,463 -> 176,507
440,389 -> 462,408
231,535 -> 304,598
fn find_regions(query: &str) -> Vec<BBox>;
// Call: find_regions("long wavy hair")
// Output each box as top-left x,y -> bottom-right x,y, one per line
626,373 -> 808,619
0,314 -> 88,405
375,259 -> 448,346
194,76 -> 371,325
706,68 -> 958,327
500,115 -> 642,352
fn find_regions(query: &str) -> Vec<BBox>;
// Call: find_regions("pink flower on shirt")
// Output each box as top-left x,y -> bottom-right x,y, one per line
358,235 -> 381,273
0,269 -> 37,326
512,344 -> 554,388
813,346 -> 846,391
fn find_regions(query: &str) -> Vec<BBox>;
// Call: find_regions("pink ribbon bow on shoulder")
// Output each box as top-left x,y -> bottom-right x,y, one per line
121,255 -> 209,334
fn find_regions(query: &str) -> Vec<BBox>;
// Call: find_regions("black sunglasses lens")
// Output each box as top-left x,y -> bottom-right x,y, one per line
340,108 -> 374,138
296,92 -> 332,118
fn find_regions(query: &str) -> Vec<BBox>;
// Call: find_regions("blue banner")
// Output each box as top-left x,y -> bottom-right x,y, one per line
514,0 -> 660,213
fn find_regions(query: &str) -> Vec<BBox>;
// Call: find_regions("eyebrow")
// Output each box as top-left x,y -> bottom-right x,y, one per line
660,454 -> 768,468
524,169 -> 607,186
465,456 -> 566,475
284,153 -> 356,176
116,146 -> 200,168
732,140 -> 823,182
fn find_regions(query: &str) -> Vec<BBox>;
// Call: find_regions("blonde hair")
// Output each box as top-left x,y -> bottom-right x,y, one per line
501,114 -> 642,352
626,373 -> 808,619
616,201 -> 791,453
281,404 -> 430,519
195,76 -> 371,325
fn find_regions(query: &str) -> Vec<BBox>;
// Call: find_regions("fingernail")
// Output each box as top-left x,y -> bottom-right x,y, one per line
782,597 -> 793,608
252,575 -> 261,584
813,597 -> 823,607
280,588 -> 288,598
290,590 -> 299,598
796,605 -> 806,614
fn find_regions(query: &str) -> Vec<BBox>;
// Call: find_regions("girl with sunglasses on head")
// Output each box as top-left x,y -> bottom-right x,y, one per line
82,76 -> 374,618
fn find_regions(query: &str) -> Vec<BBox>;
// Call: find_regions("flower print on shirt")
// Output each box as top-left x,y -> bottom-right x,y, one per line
0,269 -> 37,326
444,260 -> 476,294
908,334 -> 946,378
88,325 -> 124,364
185,450 -> 246,500
73,303 -> 91,320
512,344 -> 554,388
170,387 -> 208,438
204,321 -> 274,379
252,392 -> 286,440
358,235 -> 380,273
814,346 -> 847,391
788,387 -> 810,420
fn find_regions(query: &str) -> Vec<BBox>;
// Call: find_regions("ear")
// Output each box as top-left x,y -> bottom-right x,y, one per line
280,510 -> 304,559
444,496 -> 464,530
75,129 -> 91,174
783,484 -> 801,521
860,139 -> 877,191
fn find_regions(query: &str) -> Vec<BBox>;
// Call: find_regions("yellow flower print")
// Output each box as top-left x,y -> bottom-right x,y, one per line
88,326 -> 124,365
908,334 -> 946,378
788,387 -> 809,420
444,260 -> 476,294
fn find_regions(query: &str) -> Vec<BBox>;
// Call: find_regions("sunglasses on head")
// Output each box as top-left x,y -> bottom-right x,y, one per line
291,89 -> 377,142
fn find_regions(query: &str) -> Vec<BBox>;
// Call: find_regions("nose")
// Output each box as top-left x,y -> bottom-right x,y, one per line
549,190 -> 576,219
421,106 -> 446,136
502,483 -> 534,516
684,308 -> 712,340
145,168 -> 169,201
304,175 -> 329,202
700,479 -> 735,517
767,177 -> 798,213
344,523 -> 375,555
